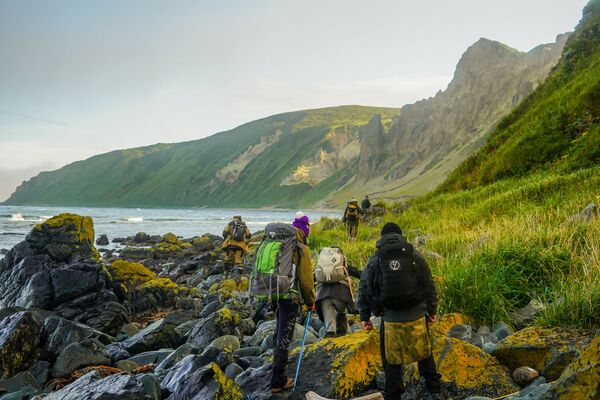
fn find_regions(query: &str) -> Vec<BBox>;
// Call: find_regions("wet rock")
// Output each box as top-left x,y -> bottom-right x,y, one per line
118,247 -> 153,260
174,320 -> 197,338
134,232 -> 151,243
186,308 -> 242,348
0,371 -> 42,399
235,364 -> 272,400
95,234 -> 109,246
225,363 -> 244,380
120,318 -> 182,354
512,366 -> 540,387
0,311 -> 41,378
51,338 -> 110,377
163,362 -> 242,399
43,316 -> 114,358
160,354 -> 206,393
492,326 -> 587,380
155,343 -> 199,373
492,321 -> 515,341
127,349 -> 173,366
287,331 -> 382,399
105,343 -> 130,361
43,370 -> 146,399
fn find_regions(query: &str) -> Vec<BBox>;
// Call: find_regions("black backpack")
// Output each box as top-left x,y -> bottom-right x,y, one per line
369,234 -> 424,310
231,221 -> 246,242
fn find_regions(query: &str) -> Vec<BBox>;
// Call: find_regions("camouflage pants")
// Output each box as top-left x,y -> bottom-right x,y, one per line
224,247 -> 244,267
346,221 -> 359,239
380,319 -> 441,399
271,300 -> 299,388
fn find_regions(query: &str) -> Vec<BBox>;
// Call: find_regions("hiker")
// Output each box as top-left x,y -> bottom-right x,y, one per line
342,199 -> 364,240
250,221 -> 316,393
292,211 -> 310,241
358,222 -> 443,400
314,246 -> 355,337
361,195 -> 372,214
222,215 -> 251,272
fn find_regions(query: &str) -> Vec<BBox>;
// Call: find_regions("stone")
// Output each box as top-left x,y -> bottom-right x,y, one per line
27,361 -> 50,385
105,343 -> 130,361
0,371 -> 42,399
208,335 -> 241,352
95,234 -> 109,246
235,364 -> 272,400
565,203 -> 600,224
224,363 -> 244,379
127,349 -> 173,366
0,311 -> 41,378
160,354 -> 206,393
137,373 -> 161,400
162,362 -> 243,399
247,319 -> 317,349
134,232 -> 151,243
447,324 -> 473,341
120,318 -> 182,354
404,338 -> 518,399
509,299 -> 547,328
512,366 -> 540,387
429,313 -> 474,344
233,346 -> 263,358
155,343 -> 199,373
186,308 -> 242,348
43,316 -> 114,358
199,300 -> 224,318
492,326 -> 587,380
287,331 -> 382,399
492,321 -> 515,341
174,320 -> 197,338
116,323 -> 141,341
551,334 -> 600,400
43,370 -> 146,399
51,338 -> 111,378
115,360 -> 139,372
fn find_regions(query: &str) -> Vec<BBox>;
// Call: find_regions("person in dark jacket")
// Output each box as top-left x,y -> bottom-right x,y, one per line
361,195 -> 372,213
358,222 -> 443,400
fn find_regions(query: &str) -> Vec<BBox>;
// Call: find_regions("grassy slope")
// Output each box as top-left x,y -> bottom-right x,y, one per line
310,0 -> 600,330
6,106 -> 398,208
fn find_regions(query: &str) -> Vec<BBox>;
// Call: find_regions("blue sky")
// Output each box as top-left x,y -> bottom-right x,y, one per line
0,0 -> 589,200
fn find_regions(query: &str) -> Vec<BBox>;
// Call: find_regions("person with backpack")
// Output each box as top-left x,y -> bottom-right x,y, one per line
358,222 -> 443,400
342,199 -> 364,240
222,216 -> 251,271
250,221 -> 315,393
292,211 -> 310,240
361,195 -> 372,214
314,246 -> 355,338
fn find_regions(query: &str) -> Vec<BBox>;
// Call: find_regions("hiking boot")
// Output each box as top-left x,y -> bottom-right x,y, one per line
271,378 -> 294,393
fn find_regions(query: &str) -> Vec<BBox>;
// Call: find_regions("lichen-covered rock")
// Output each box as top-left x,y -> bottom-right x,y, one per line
405,338 -> 518,399
95,234 -> 109,246
0,214 -> 128,335
287,330 -> 382,399
0,311 -> 41,378
429,313 -> 474,343
43,370 -> 146,400
163,362 -> 243,400
492,326 -> 587,380
51,338 -> 111,378
551,334 -> 600,399
209,278 -> 248,296
120,318 -> 182,354
187,308 -> 242,348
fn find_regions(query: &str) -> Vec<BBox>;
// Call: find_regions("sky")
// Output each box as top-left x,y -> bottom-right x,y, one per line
0,0 -> 589,201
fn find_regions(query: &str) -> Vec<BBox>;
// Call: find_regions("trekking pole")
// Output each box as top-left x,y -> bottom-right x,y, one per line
292,309 -> 312,392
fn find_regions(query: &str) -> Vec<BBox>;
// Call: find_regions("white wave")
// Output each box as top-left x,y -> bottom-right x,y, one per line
9,213 -> 24,222
39,216 -> 51,222
124,217 -> 144,222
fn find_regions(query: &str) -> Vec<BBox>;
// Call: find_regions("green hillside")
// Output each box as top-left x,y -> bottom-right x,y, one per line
6,106 -> 398,208
441,0 -> 600,191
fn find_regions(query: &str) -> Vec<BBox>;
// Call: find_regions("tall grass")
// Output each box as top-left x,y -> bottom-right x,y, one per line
310,167 -> 600,330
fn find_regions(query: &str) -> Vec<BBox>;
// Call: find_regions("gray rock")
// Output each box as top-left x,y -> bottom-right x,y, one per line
477,325 -> 492,336
463,397 -> 493,400
27,361 -> 50,385
233,346 -> 263,358
512,366 -> 540,387
199,300 -> 224,318
95,234 -> 109,246
447,324 -> 473,341
43,370 -> 145,400
224,363 -> 243,379
160,355 -> 205,394
517,376 -> 547,397
155,343 -> 199,374
235,364 -> 272,400
116,323 -> 141,341
0,311 -> 41,378
115,360 -> 139,372
482,342 -> 497,354
51,338 -> 110,378
208,335 -> 240,352
120,318 -> 181,354
565,202 -> 599,224
163,362 -> 240,399
137,373 -> 160,400
0,371 -> 42,399
492,321 -> 514,340
174,320 -> 197,338
509,299 -> 546,328
127,349 -> 173,366
43,316 -> 114,358
186,308 -> 241,349
105,343 -> 130,361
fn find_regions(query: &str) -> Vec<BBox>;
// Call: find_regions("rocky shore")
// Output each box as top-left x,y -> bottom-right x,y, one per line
0,213 -> 597,400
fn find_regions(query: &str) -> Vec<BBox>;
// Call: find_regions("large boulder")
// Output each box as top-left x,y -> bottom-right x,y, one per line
0,371 -> 42,399
186,308 -> 242,349
0,214 -> 128,335
43,316 -> 114,359
550,334 -> 600,399
0,311 -> 41,378
287,331 -> 382,399
162,362 -> 242,400
42,370 -> 146,400
120,318 -> 182,355
51,338 -> 111,377
492,326 -> 588,380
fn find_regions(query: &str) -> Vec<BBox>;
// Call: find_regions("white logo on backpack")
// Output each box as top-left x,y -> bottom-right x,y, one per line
389,260 -> 401,271
315,247 -> 347,283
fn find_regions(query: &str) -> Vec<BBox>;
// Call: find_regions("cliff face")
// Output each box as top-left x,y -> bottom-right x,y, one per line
6,35 -> 568,208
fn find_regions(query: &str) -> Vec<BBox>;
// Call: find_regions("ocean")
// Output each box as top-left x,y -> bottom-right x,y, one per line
0,205 -> 338,254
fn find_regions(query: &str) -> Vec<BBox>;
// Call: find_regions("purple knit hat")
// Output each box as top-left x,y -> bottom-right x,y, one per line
293,212 -> 310,238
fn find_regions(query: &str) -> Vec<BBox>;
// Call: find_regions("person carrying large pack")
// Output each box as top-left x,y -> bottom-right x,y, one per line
250,219 -> 315,393
314,246 -> 358,338
343,198 -> 364,240
358,222 -> 444,400
222,216 -> 251,272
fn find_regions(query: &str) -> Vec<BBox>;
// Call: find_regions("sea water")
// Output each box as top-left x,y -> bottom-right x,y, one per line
0,205 -> 338,254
